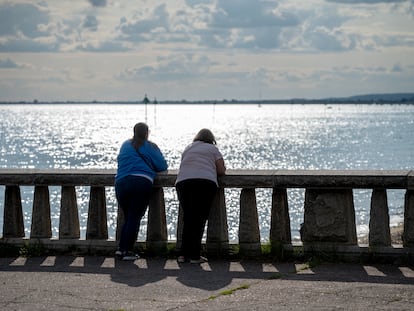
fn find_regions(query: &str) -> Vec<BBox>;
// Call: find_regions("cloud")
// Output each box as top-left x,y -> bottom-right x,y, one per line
0,3 -> 50,38
77,40 -> 130,52
185,0 -> 214,7
0,58 -> 19,68
211,0 -> 298,28
83,15 -> 98,31
117,4 -> 170,42
191,0 -> 300,49
0,2 -> 60,52
327,0 -> 406,3
0,38 -> 58,52
392,63 -> 403,72
372,34 -> 414,47
117,53 -> 215,81
88,0 -> 107,7
1,0 -> 409,54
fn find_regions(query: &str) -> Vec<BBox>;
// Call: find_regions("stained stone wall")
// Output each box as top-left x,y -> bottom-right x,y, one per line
300,189 -> 357,245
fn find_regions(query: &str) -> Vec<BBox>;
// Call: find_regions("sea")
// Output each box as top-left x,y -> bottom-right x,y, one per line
0,102 -> 413,242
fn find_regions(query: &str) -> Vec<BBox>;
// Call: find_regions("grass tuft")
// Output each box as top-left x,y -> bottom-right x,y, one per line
208,284 -> 250,300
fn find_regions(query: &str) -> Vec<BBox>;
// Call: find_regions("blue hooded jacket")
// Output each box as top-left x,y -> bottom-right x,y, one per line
115,139 -> 168,182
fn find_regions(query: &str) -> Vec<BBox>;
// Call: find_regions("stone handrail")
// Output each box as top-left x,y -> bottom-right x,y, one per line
1,169 -> 413,259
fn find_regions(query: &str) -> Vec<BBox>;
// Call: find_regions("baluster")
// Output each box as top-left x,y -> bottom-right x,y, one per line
86,186 -> 108,240
207,187 -> 229,256
59,186 -> 80,239
368,189 -> 391,246
270,187 -> 291,248
239,188 -> 261,256
175,204 -> 184,252
147,187 -> 168,254
403,189 -> 414,247
31,185 -> 52,238
3,185 -> 24,238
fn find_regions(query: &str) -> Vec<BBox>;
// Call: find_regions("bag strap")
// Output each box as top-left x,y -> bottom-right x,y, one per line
136,148 -> 155,171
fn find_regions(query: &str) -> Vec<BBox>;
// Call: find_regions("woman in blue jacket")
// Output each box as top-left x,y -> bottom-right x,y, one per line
115,122 -> 168,260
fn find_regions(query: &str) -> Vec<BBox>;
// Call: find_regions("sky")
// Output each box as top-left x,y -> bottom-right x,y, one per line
0,0 -> 413,102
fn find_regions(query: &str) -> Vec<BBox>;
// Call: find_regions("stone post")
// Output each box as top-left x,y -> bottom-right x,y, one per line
3,185 -> 25,238
175,204 -> 184,252
31,185 -> 52,238
270,188 -> 291,248
59,186 -> 80,239
207,188 -> 229,256
147,187 -> 168,254
239,188 -> 261,256
403,190 -> 414,247
368,189 -> 391,246
86,186 -> 108,240
300,188 -> 357,245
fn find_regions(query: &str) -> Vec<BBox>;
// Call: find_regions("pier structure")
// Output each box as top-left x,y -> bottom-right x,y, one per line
1,169 -> 413,261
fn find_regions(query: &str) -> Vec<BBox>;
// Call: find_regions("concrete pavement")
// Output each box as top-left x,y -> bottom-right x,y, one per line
1,256 -> 413,310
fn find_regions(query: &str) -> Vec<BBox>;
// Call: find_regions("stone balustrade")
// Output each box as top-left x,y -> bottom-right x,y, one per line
1,169 -> 413,260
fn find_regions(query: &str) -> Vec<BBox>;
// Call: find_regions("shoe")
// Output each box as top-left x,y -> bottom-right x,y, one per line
121,251 -> 140,261
115,250 -> 123,258
177,256 -> 186,263
190,256 -> 208,264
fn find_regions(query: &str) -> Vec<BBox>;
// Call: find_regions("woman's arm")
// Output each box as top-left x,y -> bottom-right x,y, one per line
146,141 -> 168,172
216,158 -> 226,176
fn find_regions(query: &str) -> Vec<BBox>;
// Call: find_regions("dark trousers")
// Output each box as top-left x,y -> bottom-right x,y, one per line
115,175 -> 152,252
176,179 -> 217,260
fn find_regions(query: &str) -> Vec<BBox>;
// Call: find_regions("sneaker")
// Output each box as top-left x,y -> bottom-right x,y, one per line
190,256 -> 208,264
121,252 -> 139,261
115,250 -> 123,258
177,256 -> 186,263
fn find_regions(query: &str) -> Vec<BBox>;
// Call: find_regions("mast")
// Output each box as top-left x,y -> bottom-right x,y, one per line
143,94 -> 150,123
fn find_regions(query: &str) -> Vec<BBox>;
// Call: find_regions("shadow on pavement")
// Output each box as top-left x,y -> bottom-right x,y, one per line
0,256 -> 413,289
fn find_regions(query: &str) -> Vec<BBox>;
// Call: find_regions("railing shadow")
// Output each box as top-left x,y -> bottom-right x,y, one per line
0,256 -> 413,290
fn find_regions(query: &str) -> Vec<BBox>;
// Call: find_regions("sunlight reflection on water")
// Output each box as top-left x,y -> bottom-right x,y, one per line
0,103 -> 413,241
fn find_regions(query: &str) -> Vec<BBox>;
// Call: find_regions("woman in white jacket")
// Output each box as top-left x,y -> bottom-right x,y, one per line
175,128 -> 226,264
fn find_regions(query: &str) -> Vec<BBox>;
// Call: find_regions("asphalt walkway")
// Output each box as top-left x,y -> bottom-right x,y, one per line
1,256 -> 413,310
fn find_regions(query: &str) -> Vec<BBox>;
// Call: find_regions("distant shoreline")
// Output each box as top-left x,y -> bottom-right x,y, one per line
1,92 -> 414,105
1,100 -> 414,105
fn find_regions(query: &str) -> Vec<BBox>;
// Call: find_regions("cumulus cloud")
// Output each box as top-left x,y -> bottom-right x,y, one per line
1,0 -> 408,53
117,4 -> 170,42
191,0 -> 300,49
0,3 -> 50,38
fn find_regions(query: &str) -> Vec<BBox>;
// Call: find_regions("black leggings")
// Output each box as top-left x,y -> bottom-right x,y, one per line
176,179 -> 217,259
115,175 -> 152,252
